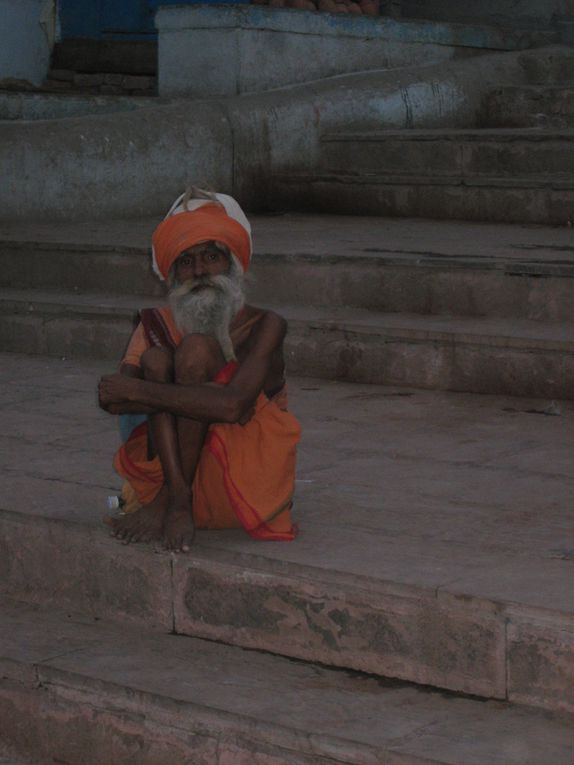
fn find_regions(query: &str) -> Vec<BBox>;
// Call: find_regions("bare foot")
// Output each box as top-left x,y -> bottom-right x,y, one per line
163,492 -> 195,552
105,485 -> 169,545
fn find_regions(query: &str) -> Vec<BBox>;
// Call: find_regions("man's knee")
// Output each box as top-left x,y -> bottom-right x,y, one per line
175,334 -> 225,383
140,347 -> 174,381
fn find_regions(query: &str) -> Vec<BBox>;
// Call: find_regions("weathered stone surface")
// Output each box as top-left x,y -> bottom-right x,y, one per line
3,288 -> 574,397
0,513 -> 173,631
173,557 -> 506,697
73,73 -> 104,87
156,4 -> 540,98
3,214 -> 574,318
2,354 -> 574,712
4,44 -> 573,221
1,601 -> 574,765
322,128 -> 574,178
103,73 -> 123,85
481,86 -> 574,129
270,172 -> 574,225
508,617 -> 574,715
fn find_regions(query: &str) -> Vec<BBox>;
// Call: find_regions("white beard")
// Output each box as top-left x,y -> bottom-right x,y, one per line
168,257 -> 245,362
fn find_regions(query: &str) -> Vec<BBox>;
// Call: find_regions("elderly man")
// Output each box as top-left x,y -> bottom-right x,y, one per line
98,189 -> 301,552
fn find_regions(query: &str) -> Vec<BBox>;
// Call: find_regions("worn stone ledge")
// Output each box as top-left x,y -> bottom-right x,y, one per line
0,510 -> 174,632
156,4 -> 552,47
1,509 -> 573,713
155,5 -> 551,97
1,600 -> 573,765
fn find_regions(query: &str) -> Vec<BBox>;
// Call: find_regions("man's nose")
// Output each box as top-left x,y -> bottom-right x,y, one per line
192,257 -> 206,277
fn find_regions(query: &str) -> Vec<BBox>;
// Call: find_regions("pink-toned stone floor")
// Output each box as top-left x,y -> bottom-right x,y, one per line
1,351 -> 573,614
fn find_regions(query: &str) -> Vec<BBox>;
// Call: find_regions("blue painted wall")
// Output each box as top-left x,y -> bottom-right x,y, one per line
59,0 -> 247,39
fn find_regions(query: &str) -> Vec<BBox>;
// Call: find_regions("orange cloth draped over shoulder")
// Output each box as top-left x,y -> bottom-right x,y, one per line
113,307 -> 301,541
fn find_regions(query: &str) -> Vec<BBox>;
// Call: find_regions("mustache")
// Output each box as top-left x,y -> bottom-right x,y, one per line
169,277 -> 223,297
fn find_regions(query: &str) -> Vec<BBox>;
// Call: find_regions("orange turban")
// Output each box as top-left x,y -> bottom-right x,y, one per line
151,203 -> 252,280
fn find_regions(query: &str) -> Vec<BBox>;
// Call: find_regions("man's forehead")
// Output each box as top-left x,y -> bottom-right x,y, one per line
179,241 -> 226,257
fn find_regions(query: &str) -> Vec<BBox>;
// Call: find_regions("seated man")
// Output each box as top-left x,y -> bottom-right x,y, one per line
98,188 -> 301,553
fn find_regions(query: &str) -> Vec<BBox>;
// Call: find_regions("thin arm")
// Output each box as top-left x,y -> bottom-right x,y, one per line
123,313 -> 286,423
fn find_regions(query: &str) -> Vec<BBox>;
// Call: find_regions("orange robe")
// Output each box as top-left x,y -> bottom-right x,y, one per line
114,307 -> 301,541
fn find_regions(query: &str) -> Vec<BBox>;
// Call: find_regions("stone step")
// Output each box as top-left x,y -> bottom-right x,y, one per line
518,47 -> 574,86
1,353 -> 574,715
481,87 -> 574,129
2,215 -> 574,320
0,91 -> 163,121
43,69 -> 157,96
2,601 -> 573,765
2,288 -> 574,397
270,171 -> 574,225
320,129 -> 574,179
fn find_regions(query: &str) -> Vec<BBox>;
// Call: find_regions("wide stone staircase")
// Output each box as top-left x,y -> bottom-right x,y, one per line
2,19 -> 574,765
1,215 -> 574,399
270,48 -> 574,225
1,209 -> 574,762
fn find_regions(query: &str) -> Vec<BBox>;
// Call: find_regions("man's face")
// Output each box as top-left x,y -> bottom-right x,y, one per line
174,241 -> 230,287
168,240 -> 244,361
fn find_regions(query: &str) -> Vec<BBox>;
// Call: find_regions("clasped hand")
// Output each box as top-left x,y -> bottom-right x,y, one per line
98,373 -> 137,411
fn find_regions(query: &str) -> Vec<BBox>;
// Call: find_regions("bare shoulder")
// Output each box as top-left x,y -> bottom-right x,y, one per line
234,305 -> 287,359
247,306 -> 287,341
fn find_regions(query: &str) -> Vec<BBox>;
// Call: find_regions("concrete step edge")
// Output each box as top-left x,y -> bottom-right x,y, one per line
3,237 -> 574,277
2,510 -> 574,714
277,172 -> 574,189
321,128 -> 574,143
2,599 -> 573,765
2,289 -> 574,352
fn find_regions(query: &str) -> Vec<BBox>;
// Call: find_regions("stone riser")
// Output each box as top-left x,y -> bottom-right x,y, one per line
481,88 -> 574,129
2,309 -> 574,398
4,244 -> 574,321
255,261 -> 574,322
0,244 -> 163,298
321,134 -> 574,178
1,511 -> 573,716
286,321 -> 574,398
271,177 -> 574,225
0,685 -> 332,765
3,600 -> 573,765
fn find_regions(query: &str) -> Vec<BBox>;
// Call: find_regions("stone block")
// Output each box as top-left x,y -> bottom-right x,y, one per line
73,73 -> 104,87
0,512 -> 173,631
172,557 -> 506,698
3,601 -> 572,765
103,73 -> 123,85
270,173 -> 573,225
99,85 -> 123,96
43,79 -> 73,91
508,617 -> 574,715
155,4 -> 533,97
